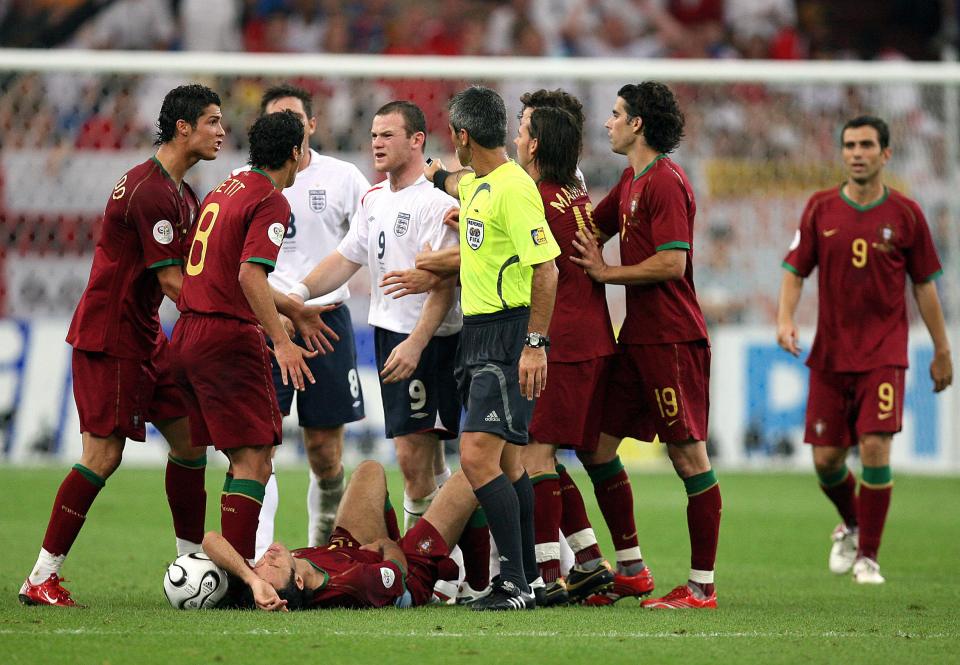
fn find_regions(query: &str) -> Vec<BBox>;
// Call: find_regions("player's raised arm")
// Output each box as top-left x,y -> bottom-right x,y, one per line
424,158 -> 470,199
297,250 -> 363,302
273,289 -> 339,353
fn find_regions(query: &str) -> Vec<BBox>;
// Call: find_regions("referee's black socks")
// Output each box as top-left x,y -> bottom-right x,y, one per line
475,473 -> 528,592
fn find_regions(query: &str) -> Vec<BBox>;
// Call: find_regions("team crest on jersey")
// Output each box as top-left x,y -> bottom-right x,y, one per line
309,189 -> 326,213
466,218 -> 484,250
873,224 -> 896,252
629,192 -> 642,218
394,212 -> 411,237
415,537 -> 434,555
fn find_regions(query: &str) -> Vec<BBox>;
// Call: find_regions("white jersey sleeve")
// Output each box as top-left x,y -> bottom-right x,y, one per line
266,151 -> 371,305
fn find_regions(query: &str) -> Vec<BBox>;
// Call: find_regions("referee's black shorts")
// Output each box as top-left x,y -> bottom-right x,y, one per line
456,306 -> 534,445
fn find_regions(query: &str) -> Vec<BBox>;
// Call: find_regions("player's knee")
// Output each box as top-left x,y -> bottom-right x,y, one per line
353,459 -> 385,483
80,436 -> 124,477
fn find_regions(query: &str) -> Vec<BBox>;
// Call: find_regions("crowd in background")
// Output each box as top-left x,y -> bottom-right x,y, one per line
0,0 -> 954,326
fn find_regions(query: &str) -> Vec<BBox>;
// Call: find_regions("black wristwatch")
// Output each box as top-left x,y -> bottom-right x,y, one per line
524,332 -> 550,349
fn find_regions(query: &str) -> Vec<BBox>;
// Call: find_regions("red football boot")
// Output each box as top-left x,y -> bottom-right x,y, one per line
641,584 -> 717,609
582,566 -> 655,606
18,574 -> 81,607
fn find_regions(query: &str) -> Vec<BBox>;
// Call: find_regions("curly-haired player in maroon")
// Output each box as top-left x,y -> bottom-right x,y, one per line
19,85 -> 224,608
203,460 -> 476,610
777,115 -> 952,585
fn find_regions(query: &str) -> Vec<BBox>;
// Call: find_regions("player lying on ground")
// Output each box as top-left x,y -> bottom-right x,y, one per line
203,460 -> 478,610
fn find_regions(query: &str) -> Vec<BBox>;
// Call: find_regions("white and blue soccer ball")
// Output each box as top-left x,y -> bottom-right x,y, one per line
163,552 -> 228,609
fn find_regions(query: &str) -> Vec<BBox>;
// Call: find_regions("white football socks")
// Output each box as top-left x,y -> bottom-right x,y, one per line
254,467 -> 278,561
29,548 -> 65,585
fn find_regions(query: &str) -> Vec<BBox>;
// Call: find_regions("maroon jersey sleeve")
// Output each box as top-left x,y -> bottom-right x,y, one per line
347,559 -> 406,607
904,202 -> 943,283
241,192 -> 289,272
783,195 -> 820,277
593,175 -> 624,238
646,168 -> 692,251
129,182 -> 185,269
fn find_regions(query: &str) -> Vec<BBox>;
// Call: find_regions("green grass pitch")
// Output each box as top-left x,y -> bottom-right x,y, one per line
1,465 -> 958,664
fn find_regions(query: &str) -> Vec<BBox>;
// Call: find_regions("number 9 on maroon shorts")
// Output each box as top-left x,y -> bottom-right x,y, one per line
601,340 -> 710,443
804,366 -> 904,447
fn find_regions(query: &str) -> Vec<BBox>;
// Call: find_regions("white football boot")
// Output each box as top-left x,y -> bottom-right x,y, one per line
852,557 -> 885,585
828,523 -> 858,574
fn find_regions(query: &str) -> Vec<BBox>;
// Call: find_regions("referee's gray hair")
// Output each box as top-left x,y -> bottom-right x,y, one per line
448,86 -> 507,149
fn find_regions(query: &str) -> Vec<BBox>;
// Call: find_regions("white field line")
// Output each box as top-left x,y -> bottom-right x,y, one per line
0,629 -> 949,639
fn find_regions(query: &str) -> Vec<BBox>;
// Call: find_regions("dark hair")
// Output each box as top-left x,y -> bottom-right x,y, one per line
528,107 -> 580,188
154,84 -> 221,145
841,115 -> 890,149
260,83 -> 313,120
275,569 -> 311,611
375,100 -> 427,150
617,82 -> 684,154
248,111 -> 304,171
448,85 -> 506,149
519,89 -> 585,128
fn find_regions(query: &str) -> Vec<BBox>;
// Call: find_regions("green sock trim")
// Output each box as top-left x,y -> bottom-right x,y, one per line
586,457 -> 625,483
862,465 -> 892,486
227,479 -> 266,503
683,469 -> 718,496
530,472 -> 560,486
555,463 -> 567,474
817,465 -> 849,488
468,507 -> 488,528
72,464 -> 106,488
168,454 -> 207,469
222,474 -> 233,493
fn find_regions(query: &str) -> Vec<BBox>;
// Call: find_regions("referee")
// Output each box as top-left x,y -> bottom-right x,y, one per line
426,85 -> 560,611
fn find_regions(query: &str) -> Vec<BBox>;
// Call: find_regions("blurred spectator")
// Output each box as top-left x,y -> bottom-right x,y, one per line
725,0 -> 801,59
181,0 -> 242,51
71,0 -> 175,50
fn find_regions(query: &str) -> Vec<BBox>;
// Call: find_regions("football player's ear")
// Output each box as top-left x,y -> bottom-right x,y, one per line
295,573 -> 305,590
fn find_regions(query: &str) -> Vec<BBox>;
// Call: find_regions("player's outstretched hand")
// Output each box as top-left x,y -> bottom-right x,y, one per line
274,338 -> 317,391
442,206 -> 460,232
570,229 -> 607,282
424,157 -> 446,184
380,338 -> 425,384
519,346 -> 547,400
251,578 -> 288,612
290,303 -> 340,353
931,348 -> 953,392
776,321 -> 801,357
380,268 -> 440,299
279,313 -> 296,340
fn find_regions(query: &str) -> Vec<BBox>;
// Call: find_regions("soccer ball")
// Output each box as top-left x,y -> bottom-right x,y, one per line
163,552 -> 228,609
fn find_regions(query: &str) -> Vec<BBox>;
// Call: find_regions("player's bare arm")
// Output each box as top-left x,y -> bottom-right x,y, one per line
776,270 -> 804,357
239,262 -> 317,390
912,280 -> 953,392
571,228 -> 685,284
442,206 -> 459,232
415,243 -> 461,277
424,158 -> 470,199
380,275 -> 457,383
380,267 -> 441,299
359,537 -> 408,575
520,260 -> 558,400
299,251 -> 362,303
274,290 -> 339,353
155,264 -> 184,301
202,531 -> 288,612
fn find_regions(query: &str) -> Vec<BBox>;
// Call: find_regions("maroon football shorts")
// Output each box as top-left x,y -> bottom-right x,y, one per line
400,518 -> 454,606
601,340 -> 710,443
172,315 -> 282,450
804,366 -> 905,447
72,341 -> 186,442
529,356 -> 612,451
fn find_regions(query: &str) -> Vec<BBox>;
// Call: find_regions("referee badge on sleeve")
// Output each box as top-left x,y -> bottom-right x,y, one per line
530,227 -> 547,246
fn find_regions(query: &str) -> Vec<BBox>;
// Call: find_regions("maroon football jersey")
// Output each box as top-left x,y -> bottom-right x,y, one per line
178,169 -> 290,323
67,157 -> 198,359
538,180 -> 616,362
783,186 -> 942,372
593,155 -> 708,345
292,543 -> 405,609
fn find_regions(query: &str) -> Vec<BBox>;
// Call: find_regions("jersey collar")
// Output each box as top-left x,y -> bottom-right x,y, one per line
150,155 -> 183,195
251,167 -> 279,190
839,184 -> 888,212
634,153 -> 666,180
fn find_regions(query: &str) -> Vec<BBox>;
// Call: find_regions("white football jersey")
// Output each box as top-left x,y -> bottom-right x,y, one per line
234,150 -> 370,306
337,175 -> 462,336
